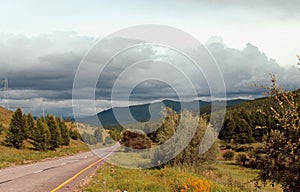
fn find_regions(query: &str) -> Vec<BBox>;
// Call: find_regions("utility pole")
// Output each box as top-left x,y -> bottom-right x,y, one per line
1,78 -> 9,110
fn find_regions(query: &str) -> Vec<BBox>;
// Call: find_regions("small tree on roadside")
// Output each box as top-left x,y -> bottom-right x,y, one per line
255,74 -> 300,192
46,114 -> 62,149
26,113 -> 35,139
56,117 -> 70,146
31,118 -> 50,151
5,108 -> 27,149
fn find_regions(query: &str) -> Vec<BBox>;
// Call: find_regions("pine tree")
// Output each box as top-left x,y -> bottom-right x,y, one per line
46,114 -> 62,150
26,113 -> 35,139
5,108 -> 27,149
31,118 -> 50,151
23,114 -> 29,139
56,117 -> 70,146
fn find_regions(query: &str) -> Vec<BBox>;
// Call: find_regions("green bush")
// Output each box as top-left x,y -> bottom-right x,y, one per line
222,150 -> 235,161
235,153 -> 249,166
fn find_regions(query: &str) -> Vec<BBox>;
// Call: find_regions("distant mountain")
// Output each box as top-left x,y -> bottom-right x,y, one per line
78,99 -> 248,127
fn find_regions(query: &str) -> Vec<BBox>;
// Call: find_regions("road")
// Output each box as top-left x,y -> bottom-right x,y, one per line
0,144 -> 119,192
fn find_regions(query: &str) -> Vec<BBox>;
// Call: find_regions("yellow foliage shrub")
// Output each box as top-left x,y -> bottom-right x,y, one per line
180,178 -> 213,192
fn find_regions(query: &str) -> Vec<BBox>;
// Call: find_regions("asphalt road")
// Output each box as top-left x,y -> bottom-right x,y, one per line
0,144 -> 119,192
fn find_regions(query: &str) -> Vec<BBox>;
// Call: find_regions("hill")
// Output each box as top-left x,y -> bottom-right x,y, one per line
0,106 -> 13,128
79,99 -> 248,127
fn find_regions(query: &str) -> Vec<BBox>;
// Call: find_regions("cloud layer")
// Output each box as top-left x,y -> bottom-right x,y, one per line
0,32 -> 299,116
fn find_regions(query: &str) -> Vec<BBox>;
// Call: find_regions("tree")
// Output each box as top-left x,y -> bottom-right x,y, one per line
94,128 -> 103,143
255,74 -> 300,192
70,128 -> 81,140
27,113 -> 35,139
23,114 -> 29,139
233,118 -> 254,144
153,110 -> 219,168
219,116 -> 236,142
46,114 -> 62,149
5,108 -> 27,149
108,128 -> 123,142
31,118 -> 50,151
56,117 -> 70,146
148,108 -> 178,144
69,121 -> 81,140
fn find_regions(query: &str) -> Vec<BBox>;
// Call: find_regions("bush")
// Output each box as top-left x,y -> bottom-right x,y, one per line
180,178 -> 213,192
120,130 -> 151,150
235,153 -> 249,166
234,145 -> 253,152
222,150 -> 235,161
247,146 -> 265,169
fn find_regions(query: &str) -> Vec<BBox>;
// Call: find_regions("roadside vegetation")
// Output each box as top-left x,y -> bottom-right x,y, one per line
84,68 -> 300,191
0,107 -> 90,169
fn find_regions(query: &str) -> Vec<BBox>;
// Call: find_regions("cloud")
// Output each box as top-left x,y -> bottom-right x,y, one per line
206,41 -> 300,92
200,0 -> 300,19
0,32 -> 299,116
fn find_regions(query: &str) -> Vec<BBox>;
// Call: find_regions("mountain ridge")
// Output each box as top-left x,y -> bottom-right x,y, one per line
78,99 -> 249,127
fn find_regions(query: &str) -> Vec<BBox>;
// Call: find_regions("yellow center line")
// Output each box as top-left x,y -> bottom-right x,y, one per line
50,158 -> 103,192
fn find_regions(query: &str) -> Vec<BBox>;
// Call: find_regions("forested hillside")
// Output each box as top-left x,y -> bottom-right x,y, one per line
219,89 -> 300,144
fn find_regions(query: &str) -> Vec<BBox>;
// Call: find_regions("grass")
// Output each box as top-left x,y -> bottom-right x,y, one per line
83,164 -> 238,192
212,161 -> 282,192
107,147 -> 152,168
0,139 -> 89,169
82,157 -> 283,192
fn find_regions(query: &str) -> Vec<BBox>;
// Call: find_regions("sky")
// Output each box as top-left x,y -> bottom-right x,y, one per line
0,0 -> 300,116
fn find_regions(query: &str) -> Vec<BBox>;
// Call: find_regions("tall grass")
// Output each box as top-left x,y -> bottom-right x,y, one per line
83,163 -> 246,192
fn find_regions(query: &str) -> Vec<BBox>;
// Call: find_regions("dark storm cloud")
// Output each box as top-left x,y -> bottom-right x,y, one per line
1,32 -> 299,105
0,32 -> 94,99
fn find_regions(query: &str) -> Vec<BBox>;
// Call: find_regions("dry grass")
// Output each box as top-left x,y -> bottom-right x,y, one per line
0,106 -> 13,128
0,139 -> 89,169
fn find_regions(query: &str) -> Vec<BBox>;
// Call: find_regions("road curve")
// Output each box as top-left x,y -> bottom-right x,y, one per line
0,144 -> 119,192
